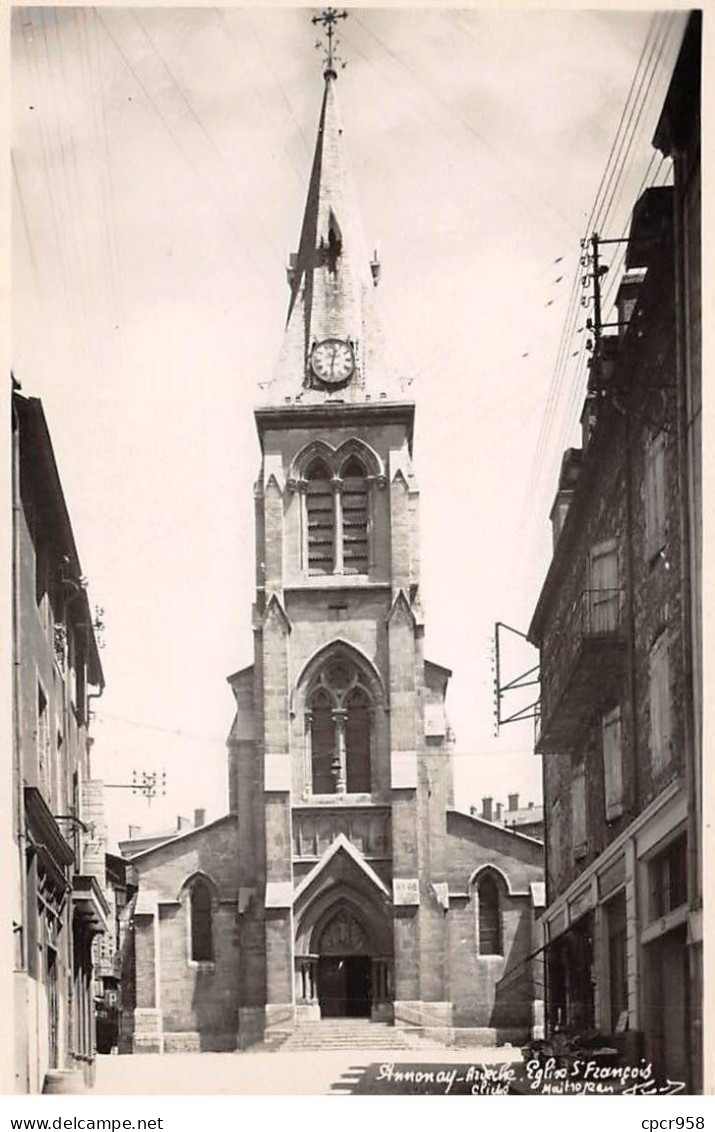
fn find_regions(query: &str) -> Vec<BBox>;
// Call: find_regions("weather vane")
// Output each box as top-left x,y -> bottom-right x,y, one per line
312,8 -> 348,76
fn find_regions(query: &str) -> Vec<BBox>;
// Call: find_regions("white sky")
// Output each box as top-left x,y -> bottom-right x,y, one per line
10,6 -> 688,848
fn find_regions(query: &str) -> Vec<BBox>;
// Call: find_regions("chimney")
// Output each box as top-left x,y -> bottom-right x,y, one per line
508,793 -> 519,812
481,797 -> 493,822
495,802 -> 503,823
128,825 -> 142,839
528,801 -> 534,809
194,808 -> 205,828
176,815 -> 191,831
469,805 -> 479,817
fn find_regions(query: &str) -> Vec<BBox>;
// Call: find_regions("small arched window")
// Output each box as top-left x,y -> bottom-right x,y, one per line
478,874 -> 502,956
310,687 -> 336,794
345,686 -> 371,792
341,457 -> 368,574
305,459 -> 334,574
190,878 -> 214,962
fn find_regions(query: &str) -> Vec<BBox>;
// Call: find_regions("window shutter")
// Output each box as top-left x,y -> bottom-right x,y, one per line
588,540 -> 618,632
645,431 -> 667,560
649,632 -> 672,774
602,706 -> 624,820
550,799 -> 562,883
572,764 -> 587,855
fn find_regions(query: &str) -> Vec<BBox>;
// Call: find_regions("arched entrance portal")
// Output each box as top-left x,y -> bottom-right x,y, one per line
295,892 -> 394,1021
316,906 -> 372,1018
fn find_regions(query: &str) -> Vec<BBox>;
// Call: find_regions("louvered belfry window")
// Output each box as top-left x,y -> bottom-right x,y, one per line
341,457 -> 369,573
306,459 -> 334,573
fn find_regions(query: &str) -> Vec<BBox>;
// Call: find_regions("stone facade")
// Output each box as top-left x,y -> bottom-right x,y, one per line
528,13 -> 701,1092
119,63 -> 544,1052
12,389 -> 108,1092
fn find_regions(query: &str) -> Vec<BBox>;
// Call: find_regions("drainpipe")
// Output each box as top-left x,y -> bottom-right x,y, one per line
670,146 -> 700,1091
623,391 -> 640,819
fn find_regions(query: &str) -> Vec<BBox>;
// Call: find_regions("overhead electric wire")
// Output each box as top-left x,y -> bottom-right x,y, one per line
517,12 -> 680,563
222,8 -> 313,170
350,11 -> 581,246
523,13 -> 663,509
19,12 -> 93,385
45,8 -> 105,382
77,6 -> 126,380
95,8 -> 273,288
11,150 -> 44,309
93,707 -> 536,758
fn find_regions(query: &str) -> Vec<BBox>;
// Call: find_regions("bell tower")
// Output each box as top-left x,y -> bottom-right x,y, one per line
228,10 -> 455,1045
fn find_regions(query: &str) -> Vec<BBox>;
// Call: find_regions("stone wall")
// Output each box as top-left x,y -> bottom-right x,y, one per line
121,818 -> 239,1052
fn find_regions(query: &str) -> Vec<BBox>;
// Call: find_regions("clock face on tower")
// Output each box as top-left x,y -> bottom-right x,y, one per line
310,339 -> 355,385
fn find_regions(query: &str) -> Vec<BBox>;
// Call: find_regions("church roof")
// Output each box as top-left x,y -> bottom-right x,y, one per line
263,70 -> 406,406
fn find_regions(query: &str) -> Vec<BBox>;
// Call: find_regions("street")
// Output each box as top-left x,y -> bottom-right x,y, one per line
93,1045 -> 523,1095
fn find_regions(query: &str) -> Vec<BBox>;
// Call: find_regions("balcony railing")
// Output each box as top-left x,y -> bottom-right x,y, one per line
537,588 -> 626,754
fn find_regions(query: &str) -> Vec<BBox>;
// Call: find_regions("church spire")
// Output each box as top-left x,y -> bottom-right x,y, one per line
266,11 -> 403,404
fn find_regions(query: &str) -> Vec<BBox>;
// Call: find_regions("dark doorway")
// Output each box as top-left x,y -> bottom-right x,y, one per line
318,956 -> 371,1017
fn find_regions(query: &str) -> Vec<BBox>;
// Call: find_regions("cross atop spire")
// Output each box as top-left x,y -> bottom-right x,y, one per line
312,8 -> 348,79
263,13 -> 404,404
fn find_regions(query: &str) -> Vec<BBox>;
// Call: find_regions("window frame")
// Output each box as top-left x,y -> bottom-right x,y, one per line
186,876 -> 215,968
297,447 -> 379,578
304,658 -> 374,798
476,873 -> 503,957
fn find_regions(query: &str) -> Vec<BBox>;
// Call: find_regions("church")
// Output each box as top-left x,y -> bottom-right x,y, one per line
119,19 -> 544,1053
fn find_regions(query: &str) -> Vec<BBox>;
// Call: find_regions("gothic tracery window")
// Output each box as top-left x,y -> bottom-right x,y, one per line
308,659 -> 373,795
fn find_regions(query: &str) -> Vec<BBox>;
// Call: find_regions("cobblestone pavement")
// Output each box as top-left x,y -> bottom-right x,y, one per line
94,1045 -> 523,1095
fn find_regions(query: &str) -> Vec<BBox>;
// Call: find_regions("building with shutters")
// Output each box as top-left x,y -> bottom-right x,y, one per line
118,50 -> 544,1054
12,385 -> 109,1092
527,13 -> 701,1092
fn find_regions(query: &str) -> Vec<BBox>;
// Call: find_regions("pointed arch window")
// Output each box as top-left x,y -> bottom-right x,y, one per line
477,874 -> 503,956
297,445 -> 378,577
305,459 -> 334,573
341,457 -> 369,574
307,658 -> 373,795
189,878 -> 214,963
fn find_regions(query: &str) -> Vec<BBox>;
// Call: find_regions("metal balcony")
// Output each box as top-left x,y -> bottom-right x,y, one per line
536,588 -> 627,754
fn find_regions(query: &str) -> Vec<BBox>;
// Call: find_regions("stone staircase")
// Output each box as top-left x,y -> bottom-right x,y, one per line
270,1019 -> 428,1051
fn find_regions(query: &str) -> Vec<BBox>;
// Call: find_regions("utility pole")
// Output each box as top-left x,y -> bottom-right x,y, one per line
104,769 -> 167,807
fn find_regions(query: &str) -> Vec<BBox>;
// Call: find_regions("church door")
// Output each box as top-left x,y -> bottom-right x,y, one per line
317,956 -> 372,1017
315,907 -> 374,1018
